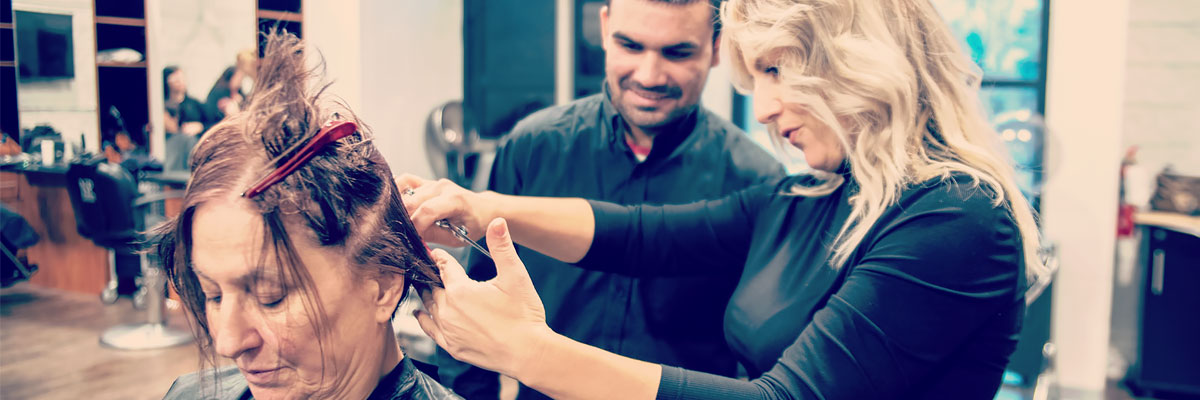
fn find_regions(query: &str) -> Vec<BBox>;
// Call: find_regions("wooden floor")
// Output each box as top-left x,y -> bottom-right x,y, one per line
0,283 -> 210,400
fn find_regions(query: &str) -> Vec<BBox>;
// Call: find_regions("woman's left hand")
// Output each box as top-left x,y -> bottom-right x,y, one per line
414,218 -> 554,379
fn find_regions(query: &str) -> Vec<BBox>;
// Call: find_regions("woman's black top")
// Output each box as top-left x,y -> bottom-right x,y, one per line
166,96 -> 207,127
578,174 -> 1028,399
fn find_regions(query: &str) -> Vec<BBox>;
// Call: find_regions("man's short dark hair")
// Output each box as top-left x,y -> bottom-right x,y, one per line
605,0 -> 723,41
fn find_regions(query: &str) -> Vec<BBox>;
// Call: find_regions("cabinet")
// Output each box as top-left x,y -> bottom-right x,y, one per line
1126,216 -> 1200,397
256,0 -> 302,55
1,0 -> 16,137
93,0 -> 149,150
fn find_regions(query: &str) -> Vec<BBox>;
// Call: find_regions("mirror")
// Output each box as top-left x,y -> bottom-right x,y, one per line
149,0 -> 255,170
9,0 -> 255,169
12,0 -> 99,156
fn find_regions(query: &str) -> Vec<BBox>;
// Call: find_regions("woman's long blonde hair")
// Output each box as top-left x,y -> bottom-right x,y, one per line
723,0 -> 1046,284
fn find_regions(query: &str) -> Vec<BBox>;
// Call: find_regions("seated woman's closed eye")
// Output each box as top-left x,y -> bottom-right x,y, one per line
156,31 -> 458,400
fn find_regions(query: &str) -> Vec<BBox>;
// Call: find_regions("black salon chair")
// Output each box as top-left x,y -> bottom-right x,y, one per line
1,204 -> 40,287
65,156 -> 192,350
1025,245 -> 1061,400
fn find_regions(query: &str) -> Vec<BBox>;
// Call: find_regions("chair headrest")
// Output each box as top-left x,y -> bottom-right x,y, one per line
66,160 -> 140,243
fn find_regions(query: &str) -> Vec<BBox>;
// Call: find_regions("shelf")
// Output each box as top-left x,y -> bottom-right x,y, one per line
95,0 -> 146,20
97,61 -> 146,68
96,24 -> 147,55
257,10 -> 302,22
95,16 -> 146,27
258,0 -> 302,13
0,23 -> 14,29
0,61 -> 13,67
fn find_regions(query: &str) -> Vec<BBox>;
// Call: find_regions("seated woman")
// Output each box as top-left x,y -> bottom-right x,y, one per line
399,0 -> 1047,398
156,31 -> 457,400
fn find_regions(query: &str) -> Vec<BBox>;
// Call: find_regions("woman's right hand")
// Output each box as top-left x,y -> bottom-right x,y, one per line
396,174 -> 496,248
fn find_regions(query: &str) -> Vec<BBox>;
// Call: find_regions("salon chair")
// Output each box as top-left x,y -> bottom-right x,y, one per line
1024,245 -> 1060,400
424,101 -> 497,191
66,156 -> 192,350
1,204 -> 39,287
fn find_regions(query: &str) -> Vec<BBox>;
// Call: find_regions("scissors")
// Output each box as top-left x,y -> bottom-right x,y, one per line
403,187 -> 492,259
434,219 -> 492,259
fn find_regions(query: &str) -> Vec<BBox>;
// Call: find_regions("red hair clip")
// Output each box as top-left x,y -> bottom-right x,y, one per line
241,120 -> 358,198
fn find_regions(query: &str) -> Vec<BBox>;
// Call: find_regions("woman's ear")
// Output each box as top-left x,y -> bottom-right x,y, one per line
372,271 -> 408,323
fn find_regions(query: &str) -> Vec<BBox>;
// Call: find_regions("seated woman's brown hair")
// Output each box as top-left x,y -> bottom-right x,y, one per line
155,31 -> 452,400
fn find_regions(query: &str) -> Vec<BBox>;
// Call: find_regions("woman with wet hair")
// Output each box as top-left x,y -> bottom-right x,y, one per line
400,0 -> 1047,398
157,31 -> 456,400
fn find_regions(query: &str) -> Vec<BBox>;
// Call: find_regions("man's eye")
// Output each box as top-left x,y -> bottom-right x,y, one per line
763,66 -> 780,76
621,42 -> 642,51
664,50 -> 693,60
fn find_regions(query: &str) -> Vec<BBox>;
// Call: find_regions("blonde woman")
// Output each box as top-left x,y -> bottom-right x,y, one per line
400,0 -> 1046,398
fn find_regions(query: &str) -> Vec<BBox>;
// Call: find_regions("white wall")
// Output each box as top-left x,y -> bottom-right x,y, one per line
304,0 -> 363,112
241,0 -> 461,179
702,55 -> 734,123
358,0 -> 463,179
1121,0 -> 1200,176
1042,0 -> 1130,394
13,0 -> 98,152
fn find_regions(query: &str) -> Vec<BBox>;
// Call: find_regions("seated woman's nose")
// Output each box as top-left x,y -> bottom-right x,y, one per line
212,304 -> 264,359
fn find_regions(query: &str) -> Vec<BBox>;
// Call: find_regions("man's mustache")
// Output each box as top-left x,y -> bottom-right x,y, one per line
620,80 -> 682,98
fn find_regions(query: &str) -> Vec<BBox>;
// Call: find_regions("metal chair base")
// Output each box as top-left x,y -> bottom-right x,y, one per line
100,322 -> 193,350
100,253 -> 192,350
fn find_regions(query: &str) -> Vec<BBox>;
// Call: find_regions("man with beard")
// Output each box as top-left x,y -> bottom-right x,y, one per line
437,1 -> 784,398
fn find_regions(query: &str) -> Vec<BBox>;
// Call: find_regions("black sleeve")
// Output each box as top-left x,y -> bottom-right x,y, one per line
655,190 -> 1024,399
435,131 -> 532,400
203,87 -> 228,123
574,181 -> 778,277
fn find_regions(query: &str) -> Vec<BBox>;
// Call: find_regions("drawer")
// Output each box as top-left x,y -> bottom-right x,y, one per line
0,171 -> 20,202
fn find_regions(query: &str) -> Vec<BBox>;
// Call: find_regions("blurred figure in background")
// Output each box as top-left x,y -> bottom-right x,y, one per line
200,49 -> 258,126
163,65 -> 208,138
0,132 -> 21,156
204,66 -> 244,124
102,128 -> 150,170
236,48 -> 258,93
162,65 -> 207,172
